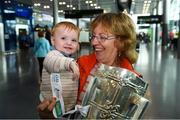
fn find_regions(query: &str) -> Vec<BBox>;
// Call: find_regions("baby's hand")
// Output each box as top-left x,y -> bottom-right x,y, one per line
69,61 -> 79,81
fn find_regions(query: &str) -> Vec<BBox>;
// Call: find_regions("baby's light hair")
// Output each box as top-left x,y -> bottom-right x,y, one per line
51,21 -> 80,38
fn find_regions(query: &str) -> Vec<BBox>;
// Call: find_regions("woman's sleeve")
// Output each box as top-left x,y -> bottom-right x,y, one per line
43,50 -> 73,73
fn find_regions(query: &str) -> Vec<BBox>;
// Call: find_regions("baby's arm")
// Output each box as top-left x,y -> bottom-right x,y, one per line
44,50 -> 73,72
43,50 -> 79,80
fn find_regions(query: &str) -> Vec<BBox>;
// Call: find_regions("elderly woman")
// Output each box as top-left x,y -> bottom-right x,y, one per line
37,12 -> 141,118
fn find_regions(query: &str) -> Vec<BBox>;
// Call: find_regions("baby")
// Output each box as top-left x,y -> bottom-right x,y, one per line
39,21 -> 80,117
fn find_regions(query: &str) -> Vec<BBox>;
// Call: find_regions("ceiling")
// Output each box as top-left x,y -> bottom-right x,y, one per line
131,0 -> 159,15
17,0 -> 160,16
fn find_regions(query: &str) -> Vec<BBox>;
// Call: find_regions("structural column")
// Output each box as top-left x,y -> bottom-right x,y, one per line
162,0 -> 168,47
53,0 -> 59,25
155,1 -> 159,43
177,12 -> 180,58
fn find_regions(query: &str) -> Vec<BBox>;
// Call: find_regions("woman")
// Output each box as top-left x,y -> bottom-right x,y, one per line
37,12 -> 140,118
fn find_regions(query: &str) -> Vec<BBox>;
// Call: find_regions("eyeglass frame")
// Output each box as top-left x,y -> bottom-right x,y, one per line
90,34 -> 118,42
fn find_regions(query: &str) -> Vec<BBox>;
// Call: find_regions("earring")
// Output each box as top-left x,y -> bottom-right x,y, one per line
118,52 -> 121,57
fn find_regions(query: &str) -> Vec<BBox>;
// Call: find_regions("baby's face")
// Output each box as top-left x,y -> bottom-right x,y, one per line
51,25 -> 79,55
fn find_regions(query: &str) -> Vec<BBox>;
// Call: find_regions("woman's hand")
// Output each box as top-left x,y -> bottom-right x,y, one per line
37,97 -> 56,119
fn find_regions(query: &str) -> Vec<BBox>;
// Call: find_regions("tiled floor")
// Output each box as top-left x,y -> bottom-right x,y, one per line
0,42 -> 180,119
135,43 -> 180,119
0,49 -> 40,118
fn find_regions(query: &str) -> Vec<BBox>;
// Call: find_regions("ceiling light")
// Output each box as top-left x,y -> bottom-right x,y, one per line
58,10 -> 63,13
44,5 -> 50,9
120,0 -> 128,2
34,3 -> 41,7
95,6 -> 101,9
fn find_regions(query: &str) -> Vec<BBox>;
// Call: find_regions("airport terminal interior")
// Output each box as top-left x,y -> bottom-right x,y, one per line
0,0 -> 180,119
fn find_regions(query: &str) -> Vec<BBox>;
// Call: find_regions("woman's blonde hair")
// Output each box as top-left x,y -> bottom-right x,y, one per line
51,21 -> 80,39
91,12 -> 138,64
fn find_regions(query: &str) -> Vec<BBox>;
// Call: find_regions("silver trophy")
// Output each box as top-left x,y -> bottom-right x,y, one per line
82,64 -> 150,119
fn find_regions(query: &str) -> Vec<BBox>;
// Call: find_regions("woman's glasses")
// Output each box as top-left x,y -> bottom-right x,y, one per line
91,35 -> 117,42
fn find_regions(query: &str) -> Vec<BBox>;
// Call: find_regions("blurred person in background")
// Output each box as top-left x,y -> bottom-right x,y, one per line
33,30 -> 51,83
18,30 -> 32,50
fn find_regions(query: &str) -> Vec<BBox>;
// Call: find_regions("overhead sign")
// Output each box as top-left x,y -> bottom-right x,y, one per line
15,6 -> 33,19
64,9 -> 103,18
137,15 -> 162,24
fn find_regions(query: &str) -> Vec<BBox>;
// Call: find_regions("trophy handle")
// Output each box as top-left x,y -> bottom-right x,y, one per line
128,93 -> 150,119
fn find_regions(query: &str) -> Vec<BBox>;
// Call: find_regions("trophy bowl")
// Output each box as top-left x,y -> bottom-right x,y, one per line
82,63 -> 150,119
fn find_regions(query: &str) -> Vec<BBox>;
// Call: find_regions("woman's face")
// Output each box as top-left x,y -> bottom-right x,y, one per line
51,25 -> 79,55
91,24 -> 118,66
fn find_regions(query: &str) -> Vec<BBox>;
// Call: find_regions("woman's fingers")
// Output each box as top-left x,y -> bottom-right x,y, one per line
37,100 -> 50,111
37,98 -> 56,119
38,107 -> 54,119
48,97 -> 56,111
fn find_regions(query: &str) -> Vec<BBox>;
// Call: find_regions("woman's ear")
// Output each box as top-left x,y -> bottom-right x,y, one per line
115,40 -> 122,51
